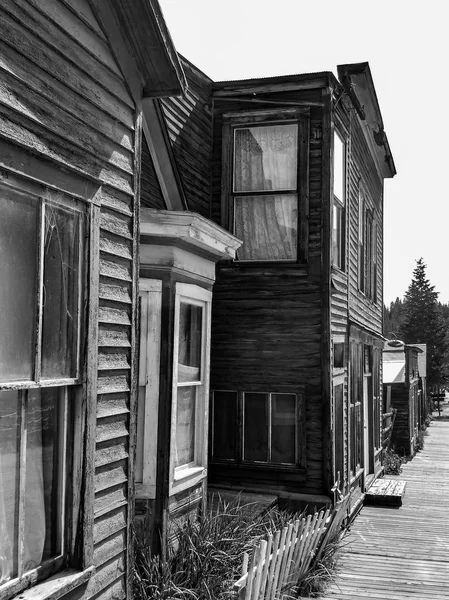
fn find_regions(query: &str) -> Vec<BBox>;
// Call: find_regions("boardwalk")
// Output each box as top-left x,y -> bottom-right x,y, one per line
320,419 -> 449,599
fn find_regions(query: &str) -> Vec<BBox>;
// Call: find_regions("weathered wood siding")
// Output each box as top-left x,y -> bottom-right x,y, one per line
210,89 -> 328,496
347,109 -> 383,334
0,1 -> 138,598
160,58 -> 213,217
141,136 -> 166,209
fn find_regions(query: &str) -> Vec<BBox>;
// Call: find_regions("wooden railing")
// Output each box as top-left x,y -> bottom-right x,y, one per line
382,407 -> 397,451
233,496 -> 349,600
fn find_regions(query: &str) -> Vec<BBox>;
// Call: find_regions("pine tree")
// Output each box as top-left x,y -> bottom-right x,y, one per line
399,258 -> 449,389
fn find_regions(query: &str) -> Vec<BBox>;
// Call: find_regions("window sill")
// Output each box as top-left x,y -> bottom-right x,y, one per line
14,567 -> 95,600
170,466 -> 206,495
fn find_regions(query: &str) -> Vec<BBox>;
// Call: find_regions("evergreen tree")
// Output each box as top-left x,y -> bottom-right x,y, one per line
399,258 -> 449,389
383,297 -> 405,338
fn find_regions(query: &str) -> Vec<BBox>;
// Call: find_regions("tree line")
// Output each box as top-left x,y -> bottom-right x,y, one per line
383,258 -> 449,390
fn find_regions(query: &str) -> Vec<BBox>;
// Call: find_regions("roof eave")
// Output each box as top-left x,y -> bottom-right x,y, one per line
337,62 -> 396,179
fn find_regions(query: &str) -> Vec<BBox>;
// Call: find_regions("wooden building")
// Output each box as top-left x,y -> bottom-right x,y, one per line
207,63 -> 396,515
0,1 -> 187,598
133,59 -> 241,551
383,341 -> 426,455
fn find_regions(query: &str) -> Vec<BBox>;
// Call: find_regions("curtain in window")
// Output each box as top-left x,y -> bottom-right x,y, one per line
234,125 -> 298,261
0,390 -> 61,582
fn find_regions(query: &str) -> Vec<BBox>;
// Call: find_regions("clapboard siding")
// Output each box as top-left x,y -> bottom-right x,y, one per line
0,2 -> 138,599
160,58 -> 213,216
346,108 -> 383,334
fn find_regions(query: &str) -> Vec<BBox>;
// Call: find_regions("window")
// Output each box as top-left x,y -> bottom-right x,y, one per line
0,182 -> 86,594
222,110 -> 309,263
211,390 -> 304,467
332,130 -> 345,270
358,188 -> 377,301
333,342 -> 345,369
170,283 -> 211,493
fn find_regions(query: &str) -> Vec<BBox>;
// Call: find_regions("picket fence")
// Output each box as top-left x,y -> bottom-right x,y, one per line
233,497 -> 349,600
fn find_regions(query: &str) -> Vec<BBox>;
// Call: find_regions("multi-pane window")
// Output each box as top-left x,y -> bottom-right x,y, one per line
171,284 -> 211,490
332,130 -> 345,270
232,123 -> 299,262
358,188 -> 377,301
0,183 -> 86,591
211,391 -> 301,466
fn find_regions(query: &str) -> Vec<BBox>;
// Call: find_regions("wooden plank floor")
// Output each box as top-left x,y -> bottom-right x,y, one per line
320,420 -> 449,599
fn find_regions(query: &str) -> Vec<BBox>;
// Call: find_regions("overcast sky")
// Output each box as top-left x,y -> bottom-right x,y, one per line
159,0 -> 448,304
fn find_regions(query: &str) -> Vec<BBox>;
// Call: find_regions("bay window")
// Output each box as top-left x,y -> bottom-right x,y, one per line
170,283 -> 211,492
0,182 -> 86,594
222,109 -> 310,263
332,130 -> 346,270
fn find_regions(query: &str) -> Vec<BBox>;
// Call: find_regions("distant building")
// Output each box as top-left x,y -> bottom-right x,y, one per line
383,341 -> 427,455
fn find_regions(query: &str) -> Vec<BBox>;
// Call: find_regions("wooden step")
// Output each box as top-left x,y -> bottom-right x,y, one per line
364,479 -> 406,506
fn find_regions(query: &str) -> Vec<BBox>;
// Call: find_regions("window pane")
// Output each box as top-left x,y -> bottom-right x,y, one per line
178,303 -> 202,383
333,131 -> 344,203
0,390 -> 21,582
0,190 -> 38,382
42,203 -> 83,379
332,202 -> 343,269
235,195 -> 297,261
175,386 -> 196,467
212,391 -> 237,460
244,393 -> 268,462
271,394 -> 296,464
24,388 -> 64,572
234,124 -> 298,193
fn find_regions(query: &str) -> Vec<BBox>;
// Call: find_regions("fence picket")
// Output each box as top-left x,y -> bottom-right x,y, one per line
245,544 -> 258,600
235,500 -> 348,599
259,533 -> 273,600
265,529 -> 281,600
269,526 -> 287,600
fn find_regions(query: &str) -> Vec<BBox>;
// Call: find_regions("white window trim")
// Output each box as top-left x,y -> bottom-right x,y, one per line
169,283 -> 211,495
135,279 -> 162,499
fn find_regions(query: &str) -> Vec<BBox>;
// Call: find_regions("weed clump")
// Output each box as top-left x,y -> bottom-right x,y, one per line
383,447 -> 404,475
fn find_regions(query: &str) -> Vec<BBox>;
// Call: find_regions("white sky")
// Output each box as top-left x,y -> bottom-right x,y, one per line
159,0 -> 449,304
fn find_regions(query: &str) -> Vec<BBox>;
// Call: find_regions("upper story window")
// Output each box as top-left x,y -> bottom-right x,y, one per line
358,187 -> 377,302
222,109 -> 310,264
0,181 -> 87,596
332,130 -> 346,270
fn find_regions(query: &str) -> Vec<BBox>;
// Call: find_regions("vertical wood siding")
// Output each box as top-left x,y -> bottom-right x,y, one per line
160,59 -> 213,217
0,2 -> 137,598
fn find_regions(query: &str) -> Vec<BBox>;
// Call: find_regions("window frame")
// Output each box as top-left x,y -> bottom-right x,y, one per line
169,283 -> 212,495
221,108 -> 310,265
211,388 -> 306,470
332,128 -> 346,271
358,186 -> 378,302
0,177 -> 89,598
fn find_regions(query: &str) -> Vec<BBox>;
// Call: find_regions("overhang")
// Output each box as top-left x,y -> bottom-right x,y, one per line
140,208 -> 242,261
337,62 -> 396,179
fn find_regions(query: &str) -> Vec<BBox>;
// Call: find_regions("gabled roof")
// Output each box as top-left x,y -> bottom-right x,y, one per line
92,0 -> 186,98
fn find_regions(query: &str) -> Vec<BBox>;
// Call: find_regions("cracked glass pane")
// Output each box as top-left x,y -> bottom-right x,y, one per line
42,204 -> 83,379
